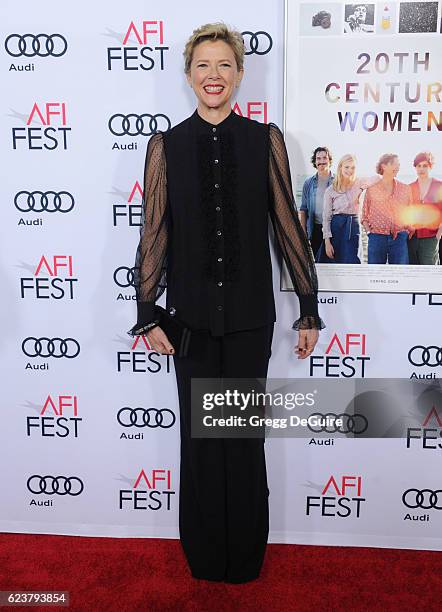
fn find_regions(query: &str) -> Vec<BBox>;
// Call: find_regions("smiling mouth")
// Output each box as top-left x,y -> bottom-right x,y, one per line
204,85 -> 225,94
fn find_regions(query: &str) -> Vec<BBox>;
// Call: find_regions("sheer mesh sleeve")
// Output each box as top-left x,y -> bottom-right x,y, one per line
268,123 -> 325,331
130,132 -> 168,335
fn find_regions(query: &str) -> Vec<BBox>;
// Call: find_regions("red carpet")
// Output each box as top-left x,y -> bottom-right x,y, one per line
0,534 -> 440,611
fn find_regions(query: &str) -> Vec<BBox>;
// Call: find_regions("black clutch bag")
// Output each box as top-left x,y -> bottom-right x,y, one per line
128,305 -> 192,358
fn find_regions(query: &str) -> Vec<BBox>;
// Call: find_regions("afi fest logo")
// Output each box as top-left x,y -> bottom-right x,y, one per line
411,293 -> 442,307
11,102 -> 71,150
20,255 -> 77,299
407,406 -> 442,451
106,21 -> 168,71
5,32 -> 68,73
310,333 -> 370,377
117,334 -> 173,374
15,190 -> 75,228
233,102 -> 269,123
112,181 -> 143,228
306,475 -> 366,517
26,394 -> 81,439
119,468 -> 175,511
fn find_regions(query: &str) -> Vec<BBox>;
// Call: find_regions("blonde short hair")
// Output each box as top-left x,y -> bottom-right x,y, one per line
376,153 -> 398,175
183,23 -> 245,74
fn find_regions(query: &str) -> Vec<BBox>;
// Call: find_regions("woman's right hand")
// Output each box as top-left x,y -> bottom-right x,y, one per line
325,239 -> 334,259
146,326 -> 175,355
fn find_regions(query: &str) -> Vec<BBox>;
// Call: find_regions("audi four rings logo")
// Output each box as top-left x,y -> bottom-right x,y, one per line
22,337 -> 80,359
27,475 -> 84,496
5,34 -> 68,57
408,345 -> 442,367
241,31 -> 273,55
114,266 -> 137,288
117,407 -> 176,428
307,413 -> 368,434
108,114 -> 171,137
402,488 -> 442,509
14,191 -> 75,213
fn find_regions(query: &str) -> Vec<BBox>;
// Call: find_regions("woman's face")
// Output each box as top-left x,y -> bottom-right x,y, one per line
415,161 -> 431,179
186,40 -> 243,114
341,160 -> 356,180
383,157 -> 400,178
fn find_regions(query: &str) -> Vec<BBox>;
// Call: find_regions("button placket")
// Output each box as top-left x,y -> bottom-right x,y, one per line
212,126 -> 224,323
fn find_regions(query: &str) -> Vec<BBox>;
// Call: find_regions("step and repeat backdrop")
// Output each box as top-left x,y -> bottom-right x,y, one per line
1,0 -> 441,550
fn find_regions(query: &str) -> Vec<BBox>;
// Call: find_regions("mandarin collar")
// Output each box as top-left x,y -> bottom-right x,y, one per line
191,108 -> 237,133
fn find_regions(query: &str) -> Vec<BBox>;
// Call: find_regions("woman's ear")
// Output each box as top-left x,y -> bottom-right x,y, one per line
236,68 -> 244,88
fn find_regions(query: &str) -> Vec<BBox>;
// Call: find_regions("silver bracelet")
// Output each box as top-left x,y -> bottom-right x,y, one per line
129,319 -> 160,337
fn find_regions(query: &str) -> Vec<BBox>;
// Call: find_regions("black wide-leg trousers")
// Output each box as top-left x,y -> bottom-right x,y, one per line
173,323 -> 274,583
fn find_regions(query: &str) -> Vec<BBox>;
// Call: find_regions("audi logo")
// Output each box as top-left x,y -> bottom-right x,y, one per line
402,488 -> 442,510
22,337 -> 80,359
14,190 -> 75,214
241,31 -> 273,55
114,266 -> 137,288
408,345 -> 442,368
108,113 -> 171,137
117,407 -> 176,429
5,33 -> 68,58
27,475 -> 84,496
307,413 -> 368,434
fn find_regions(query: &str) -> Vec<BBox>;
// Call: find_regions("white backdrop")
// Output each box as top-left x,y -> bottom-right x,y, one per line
1,0 -> 441,550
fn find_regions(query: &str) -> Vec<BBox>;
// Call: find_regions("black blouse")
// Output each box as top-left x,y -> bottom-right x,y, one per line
132,109 -> 324,337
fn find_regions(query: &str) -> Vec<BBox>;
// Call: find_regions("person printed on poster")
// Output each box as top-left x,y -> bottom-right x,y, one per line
344,4 -> 375,33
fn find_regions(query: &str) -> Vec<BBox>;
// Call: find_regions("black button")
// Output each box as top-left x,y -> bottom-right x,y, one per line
215,206 -> 221,211
217,257 -> 223,262
217,305 -> 223,311
217,281 -> 223,287
217,230 -> 222,236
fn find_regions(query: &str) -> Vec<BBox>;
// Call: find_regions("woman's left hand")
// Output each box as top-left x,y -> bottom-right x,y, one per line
294,329 -> 319,359
324,239 -> 334,259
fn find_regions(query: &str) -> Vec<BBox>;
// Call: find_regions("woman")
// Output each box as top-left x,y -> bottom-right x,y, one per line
318,154 -> 379,263
408,152 -> 442,265
130,23 -> 324,584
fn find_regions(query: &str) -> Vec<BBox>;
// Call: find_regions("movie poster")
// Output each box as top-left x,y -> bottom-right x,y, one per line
284,0 -> 442,292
